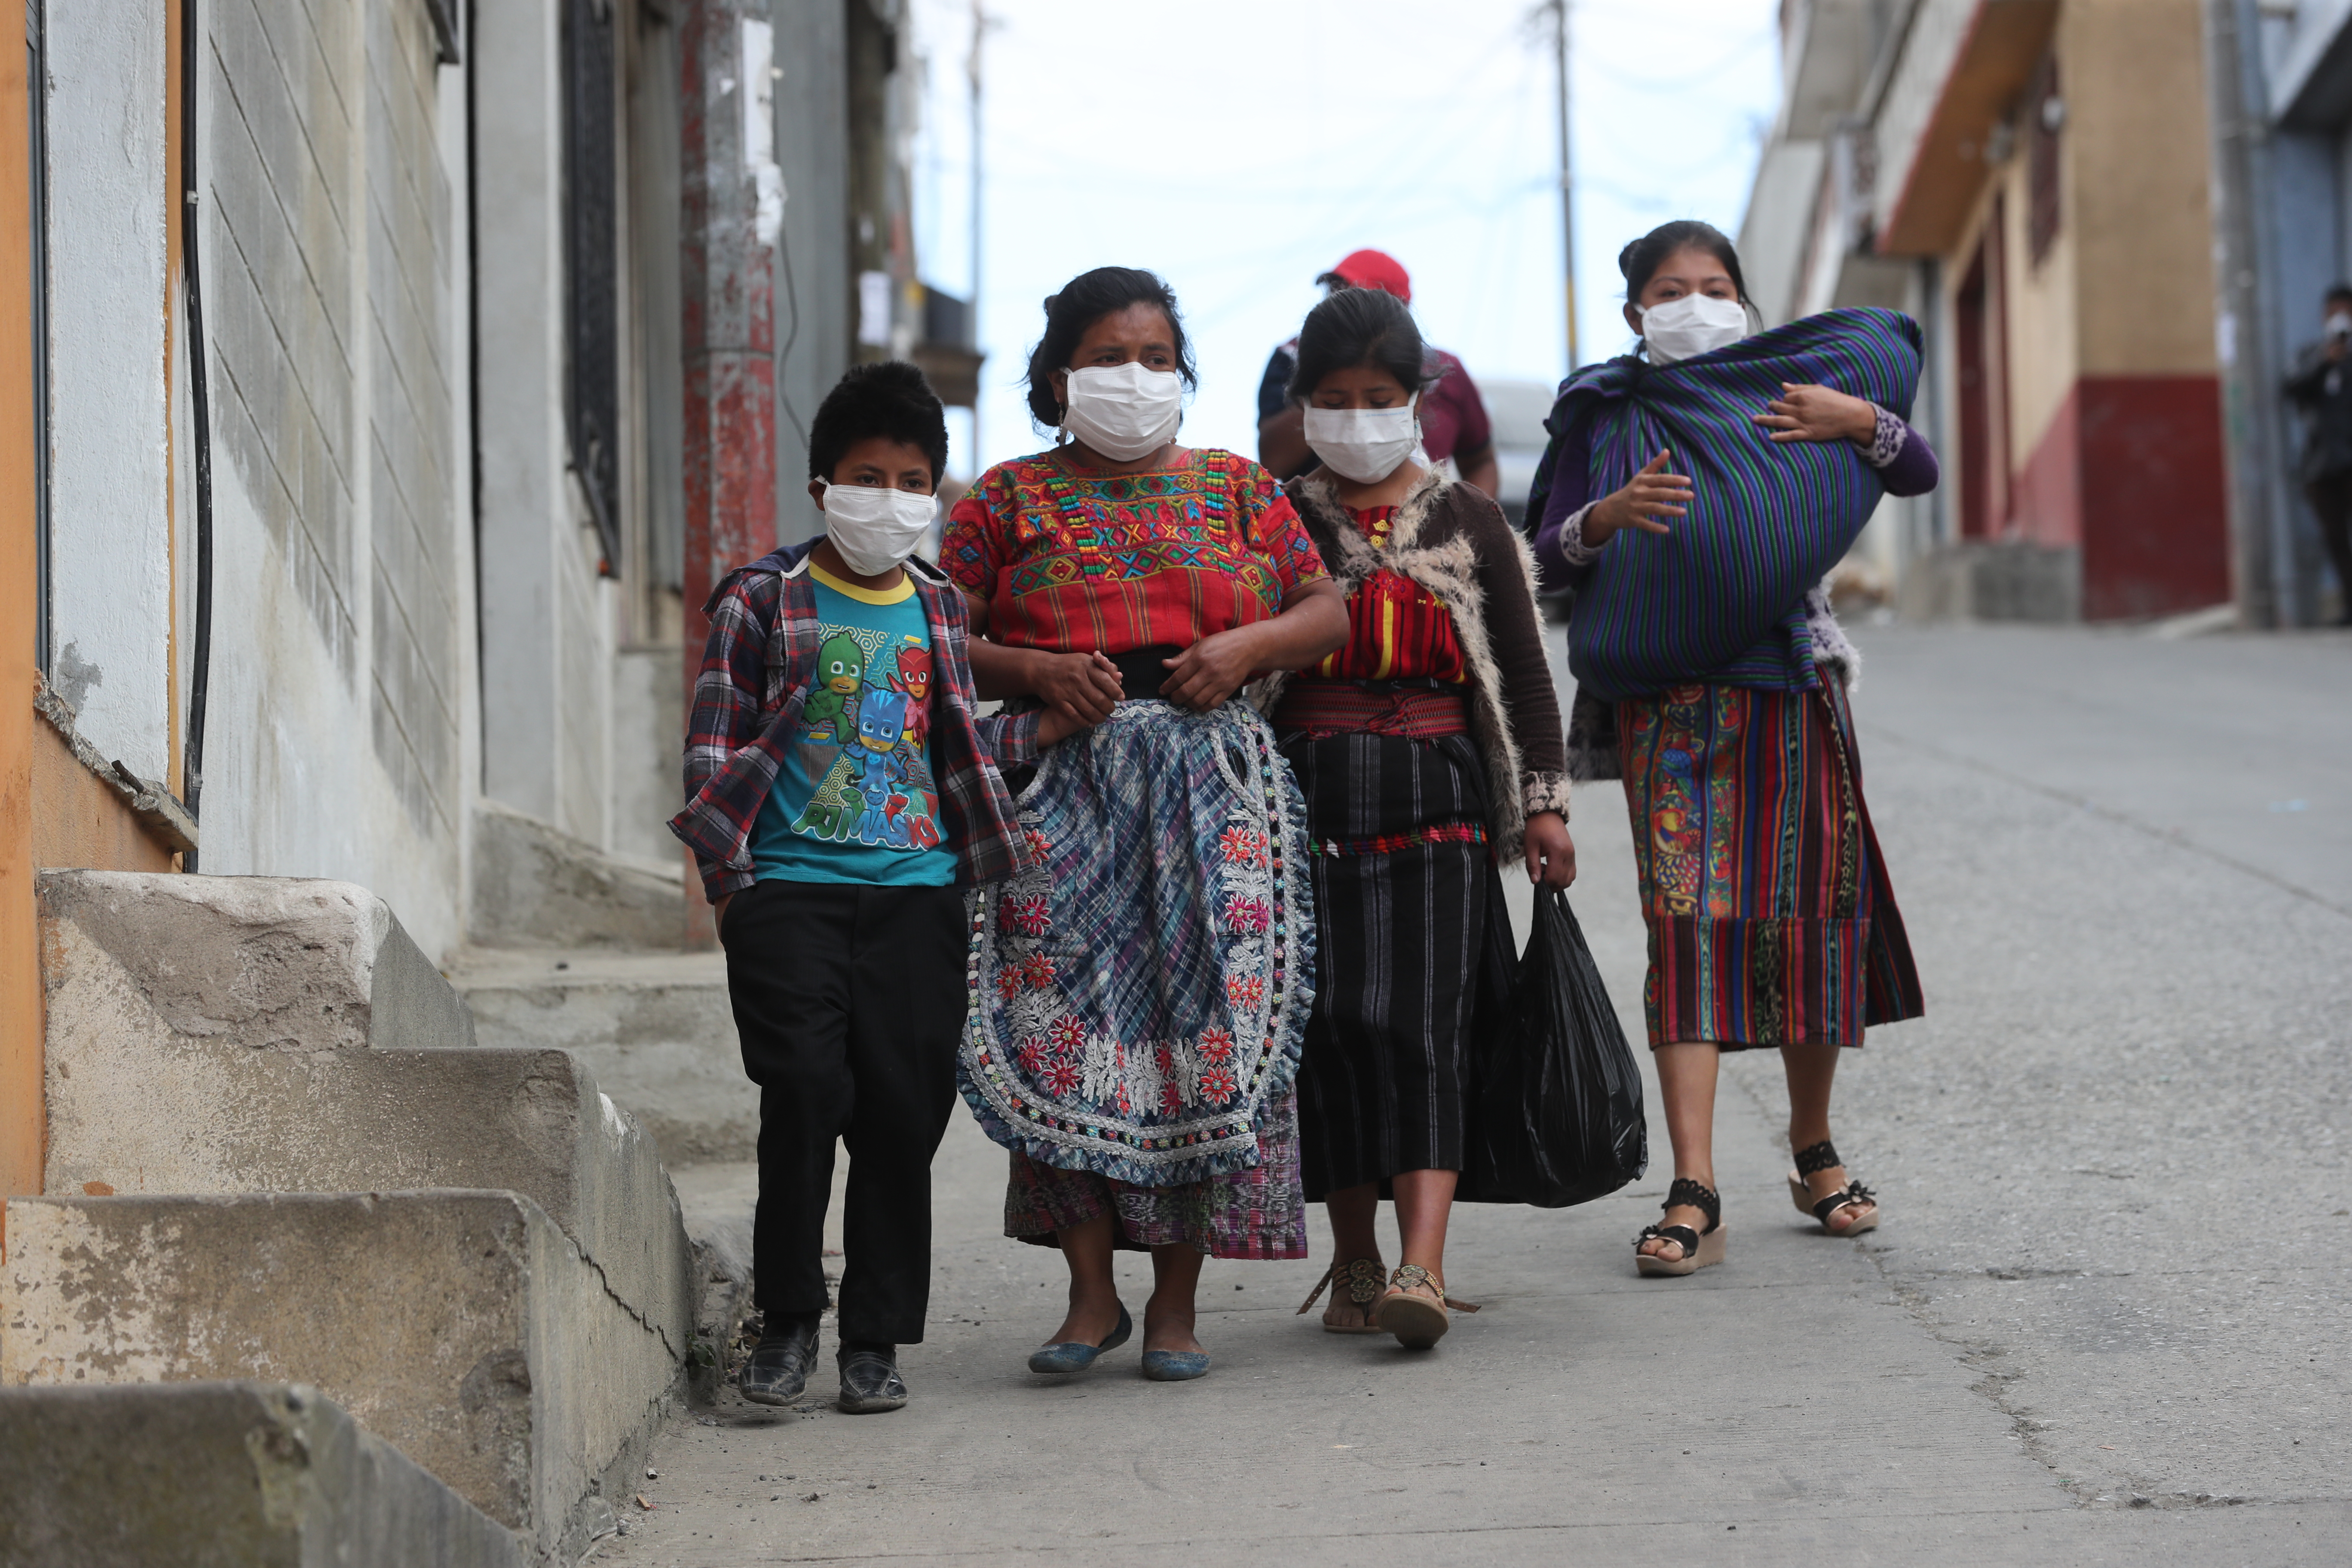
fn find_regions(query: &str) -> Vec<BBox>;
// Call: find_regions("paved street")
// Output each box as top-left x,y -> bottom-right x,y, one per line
597,625 -> 2352,1566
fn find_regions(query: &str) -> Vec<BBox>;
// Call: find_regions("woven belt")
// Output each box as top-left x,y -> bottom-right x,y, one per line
1272,677 -> 1471,741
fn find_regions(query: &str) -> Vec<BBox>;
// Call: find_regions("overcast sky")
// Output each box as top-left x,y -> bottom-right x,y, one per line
903,0 -> 1783,476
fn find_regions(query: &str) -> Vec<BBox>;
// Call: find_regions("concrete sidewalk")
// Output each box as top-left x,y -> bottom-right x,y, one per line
593,625 -> 2352,1565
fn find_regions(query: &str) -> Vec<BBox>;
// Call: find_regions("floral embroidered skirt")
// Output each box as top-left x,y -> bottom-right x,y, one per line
960,697 -> 1316,1255
1617,676 -> 1923,1050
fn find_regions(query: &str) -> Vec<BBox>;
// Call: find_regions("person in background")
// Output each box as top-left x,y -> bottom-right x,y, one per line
943,267 -> 1348,1383
2284,283 -> 2352,625
670,363 -> 1091,1415
1257,249 -> 1499,498
1530,220 -> 1931,1278
1268,286 -> 1573,1350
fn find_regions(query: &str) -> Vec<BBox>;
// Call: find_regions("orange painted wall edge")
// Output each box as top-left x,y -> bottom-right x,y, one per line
0,0 -> 47,1235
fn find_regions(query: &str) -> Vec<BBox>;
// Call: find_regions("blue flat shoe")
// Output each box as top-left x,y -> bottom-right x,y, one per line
1139,1348 -> 1210,1382
1026,1303 -> 1131,1374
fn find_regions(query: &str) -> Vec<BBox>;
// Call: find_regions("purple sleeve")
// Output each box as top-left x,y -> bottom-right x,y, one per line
1531,420 -> 1593,586
1865,403 -> 1940,497
1877,423 -> 1940,497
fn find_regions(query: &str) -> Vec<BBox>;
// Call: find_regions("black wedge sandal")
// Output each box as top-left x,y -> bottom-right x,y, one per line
1634,1176 -> 1726,1277
1788,1139 -> 1879,1236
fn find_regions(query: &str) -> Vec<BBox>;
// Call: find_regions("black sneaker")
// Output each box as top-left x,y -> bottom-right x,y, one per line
836,1343 -> 907,1414
738,1316 -> 820,1406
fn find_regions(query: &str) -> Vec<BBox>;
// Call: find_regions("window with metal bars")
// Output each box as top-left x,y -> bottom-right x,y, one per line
562,0 -> 621,575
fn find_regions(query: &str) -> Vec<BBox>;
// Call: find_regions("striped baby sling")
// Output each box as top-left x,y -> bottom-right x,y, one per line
1528,307 -> 1924,702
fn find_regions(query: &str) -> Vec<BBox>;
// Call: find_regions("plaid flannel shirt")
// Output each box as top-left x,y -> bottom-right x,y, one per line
669,539 -> 1041,900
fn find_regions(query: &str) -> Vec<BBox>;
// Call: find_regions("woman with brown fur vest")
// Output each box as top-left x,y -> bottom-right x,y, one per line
1265,287 -> 1575,1349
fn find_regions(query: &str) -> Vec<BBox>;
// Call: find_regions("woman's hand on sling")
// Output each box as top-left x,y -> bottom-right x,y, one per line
1754,382 -> 1877,447
1588,450 -> 1688,546
1524,811 -> 1576,889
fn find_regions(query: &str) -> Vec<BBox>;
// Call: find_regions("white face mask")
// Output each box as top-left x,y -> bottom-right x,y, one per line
1303,398 -> 1419,484
819,481 -> 937,576
1060,362 -> 1183,461
2328,311 -> 2352,340
1638,293 -> 1749,365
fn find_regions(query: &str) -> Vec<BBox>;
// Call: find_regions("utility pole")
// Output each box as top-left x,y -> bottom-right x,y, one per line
2202,0 -> 2289,626
1552,0 -> 1578,374
678,0 -> 779,943
969,0 -> 986,465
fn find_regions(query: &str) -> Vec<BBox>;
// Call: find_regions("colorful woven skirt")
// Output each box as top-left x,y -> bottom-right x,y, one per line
1001,1092 -> 1307,1259
961,696 -> 1316,1199
1277,726 -> 1514,1200
1617,676 -> 1922,1050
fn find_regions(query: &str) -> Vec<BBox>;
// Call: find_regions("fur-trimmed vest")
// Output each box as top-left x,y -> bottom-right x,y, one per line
1258,470 -> 1572,859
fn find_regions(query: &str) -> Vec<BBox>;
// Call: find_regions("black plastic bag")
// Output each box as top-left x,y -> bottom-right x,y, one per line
1465,888 -> 1647,1208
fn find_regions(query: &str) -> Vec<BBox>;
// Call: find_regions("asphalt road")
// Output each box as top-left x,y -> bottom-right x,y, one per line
597,624 -> 2352,1566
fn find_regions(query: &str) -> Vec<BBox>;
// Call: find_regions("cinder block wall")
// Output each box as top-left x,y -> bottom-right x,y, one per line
193,0 -> 473,953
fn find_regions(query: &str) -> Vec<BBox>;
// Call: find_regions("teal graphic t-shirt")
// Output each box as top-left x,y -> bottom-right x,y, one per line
749,562 -> 955,887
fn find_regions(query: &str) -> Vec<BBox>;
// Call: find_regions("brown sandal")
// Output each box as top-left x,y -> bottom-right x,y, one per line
1296,1257 -> 1387,1333
1371,1264 -> 1480,1350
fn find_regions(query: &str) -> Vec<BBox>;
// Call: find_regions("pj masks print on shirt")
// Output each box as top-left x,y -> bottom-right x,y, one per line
788,629 -> 942,850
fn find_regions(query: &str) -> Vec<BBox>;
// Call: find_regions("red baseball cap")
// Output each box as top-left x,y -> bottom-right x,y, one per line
1316,248 -> 1412,305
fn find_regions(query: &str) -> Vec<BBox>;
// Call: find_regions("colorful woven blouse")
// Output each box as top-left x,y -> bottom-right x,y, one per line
942,448 -> 1327,655
1311,507 -> 1469,683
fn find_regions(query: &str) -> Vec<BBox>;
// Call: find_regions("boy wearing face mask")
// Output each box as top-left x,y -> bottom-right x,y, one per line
669,361 -> 1103,1414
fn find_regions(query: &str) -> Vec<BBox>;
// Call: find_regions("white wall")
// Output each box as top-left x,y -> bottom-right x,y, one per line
194,0 -> 473,956
474,0 -> 617,853
43,0 -> 173,785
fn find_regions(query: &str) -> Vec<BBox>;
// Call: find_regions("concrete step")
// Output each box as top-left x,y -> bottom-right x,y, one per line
0,1381 -> 528,1566
39,870 -> 693,1370
1,1192 -> 667,1564
450,947 -> 753,1165
24,870 -> 695,1561
470,799 -> 685,950
35,868 -> 476,1053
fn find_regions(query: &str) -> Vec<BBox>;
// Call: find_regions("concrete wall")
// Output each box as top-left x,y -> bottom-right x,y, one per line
194,0 -> 476,957
612,644 -> 683,867
2067,0 -> 2219,380
475,0 -> 576,847
42,2 -> 175,787
1741,138 -> 1829,328
1871,0 -> 1975,241
1890,0 -> 2228,617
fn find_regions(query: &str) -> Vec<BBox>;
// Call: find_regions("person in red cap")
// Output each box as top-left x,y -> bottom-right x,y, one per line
1257,250 -> 1499,497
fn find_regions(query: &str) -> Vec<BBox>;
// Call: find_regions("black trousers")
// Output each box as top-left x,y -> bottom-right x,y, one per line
2307,473 -> 2352,621
719,879 -> 966,1344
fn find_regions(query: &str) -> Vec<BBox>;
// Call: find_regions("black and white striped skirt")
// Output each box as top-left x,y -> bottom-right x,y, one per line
1277,728 -> 1516,1201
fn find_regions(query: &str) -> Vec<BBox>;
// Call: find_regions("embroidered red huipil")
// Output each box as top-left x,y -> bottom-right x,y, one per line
942,448 -> 1327,652
1311,507 -> 1469,683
